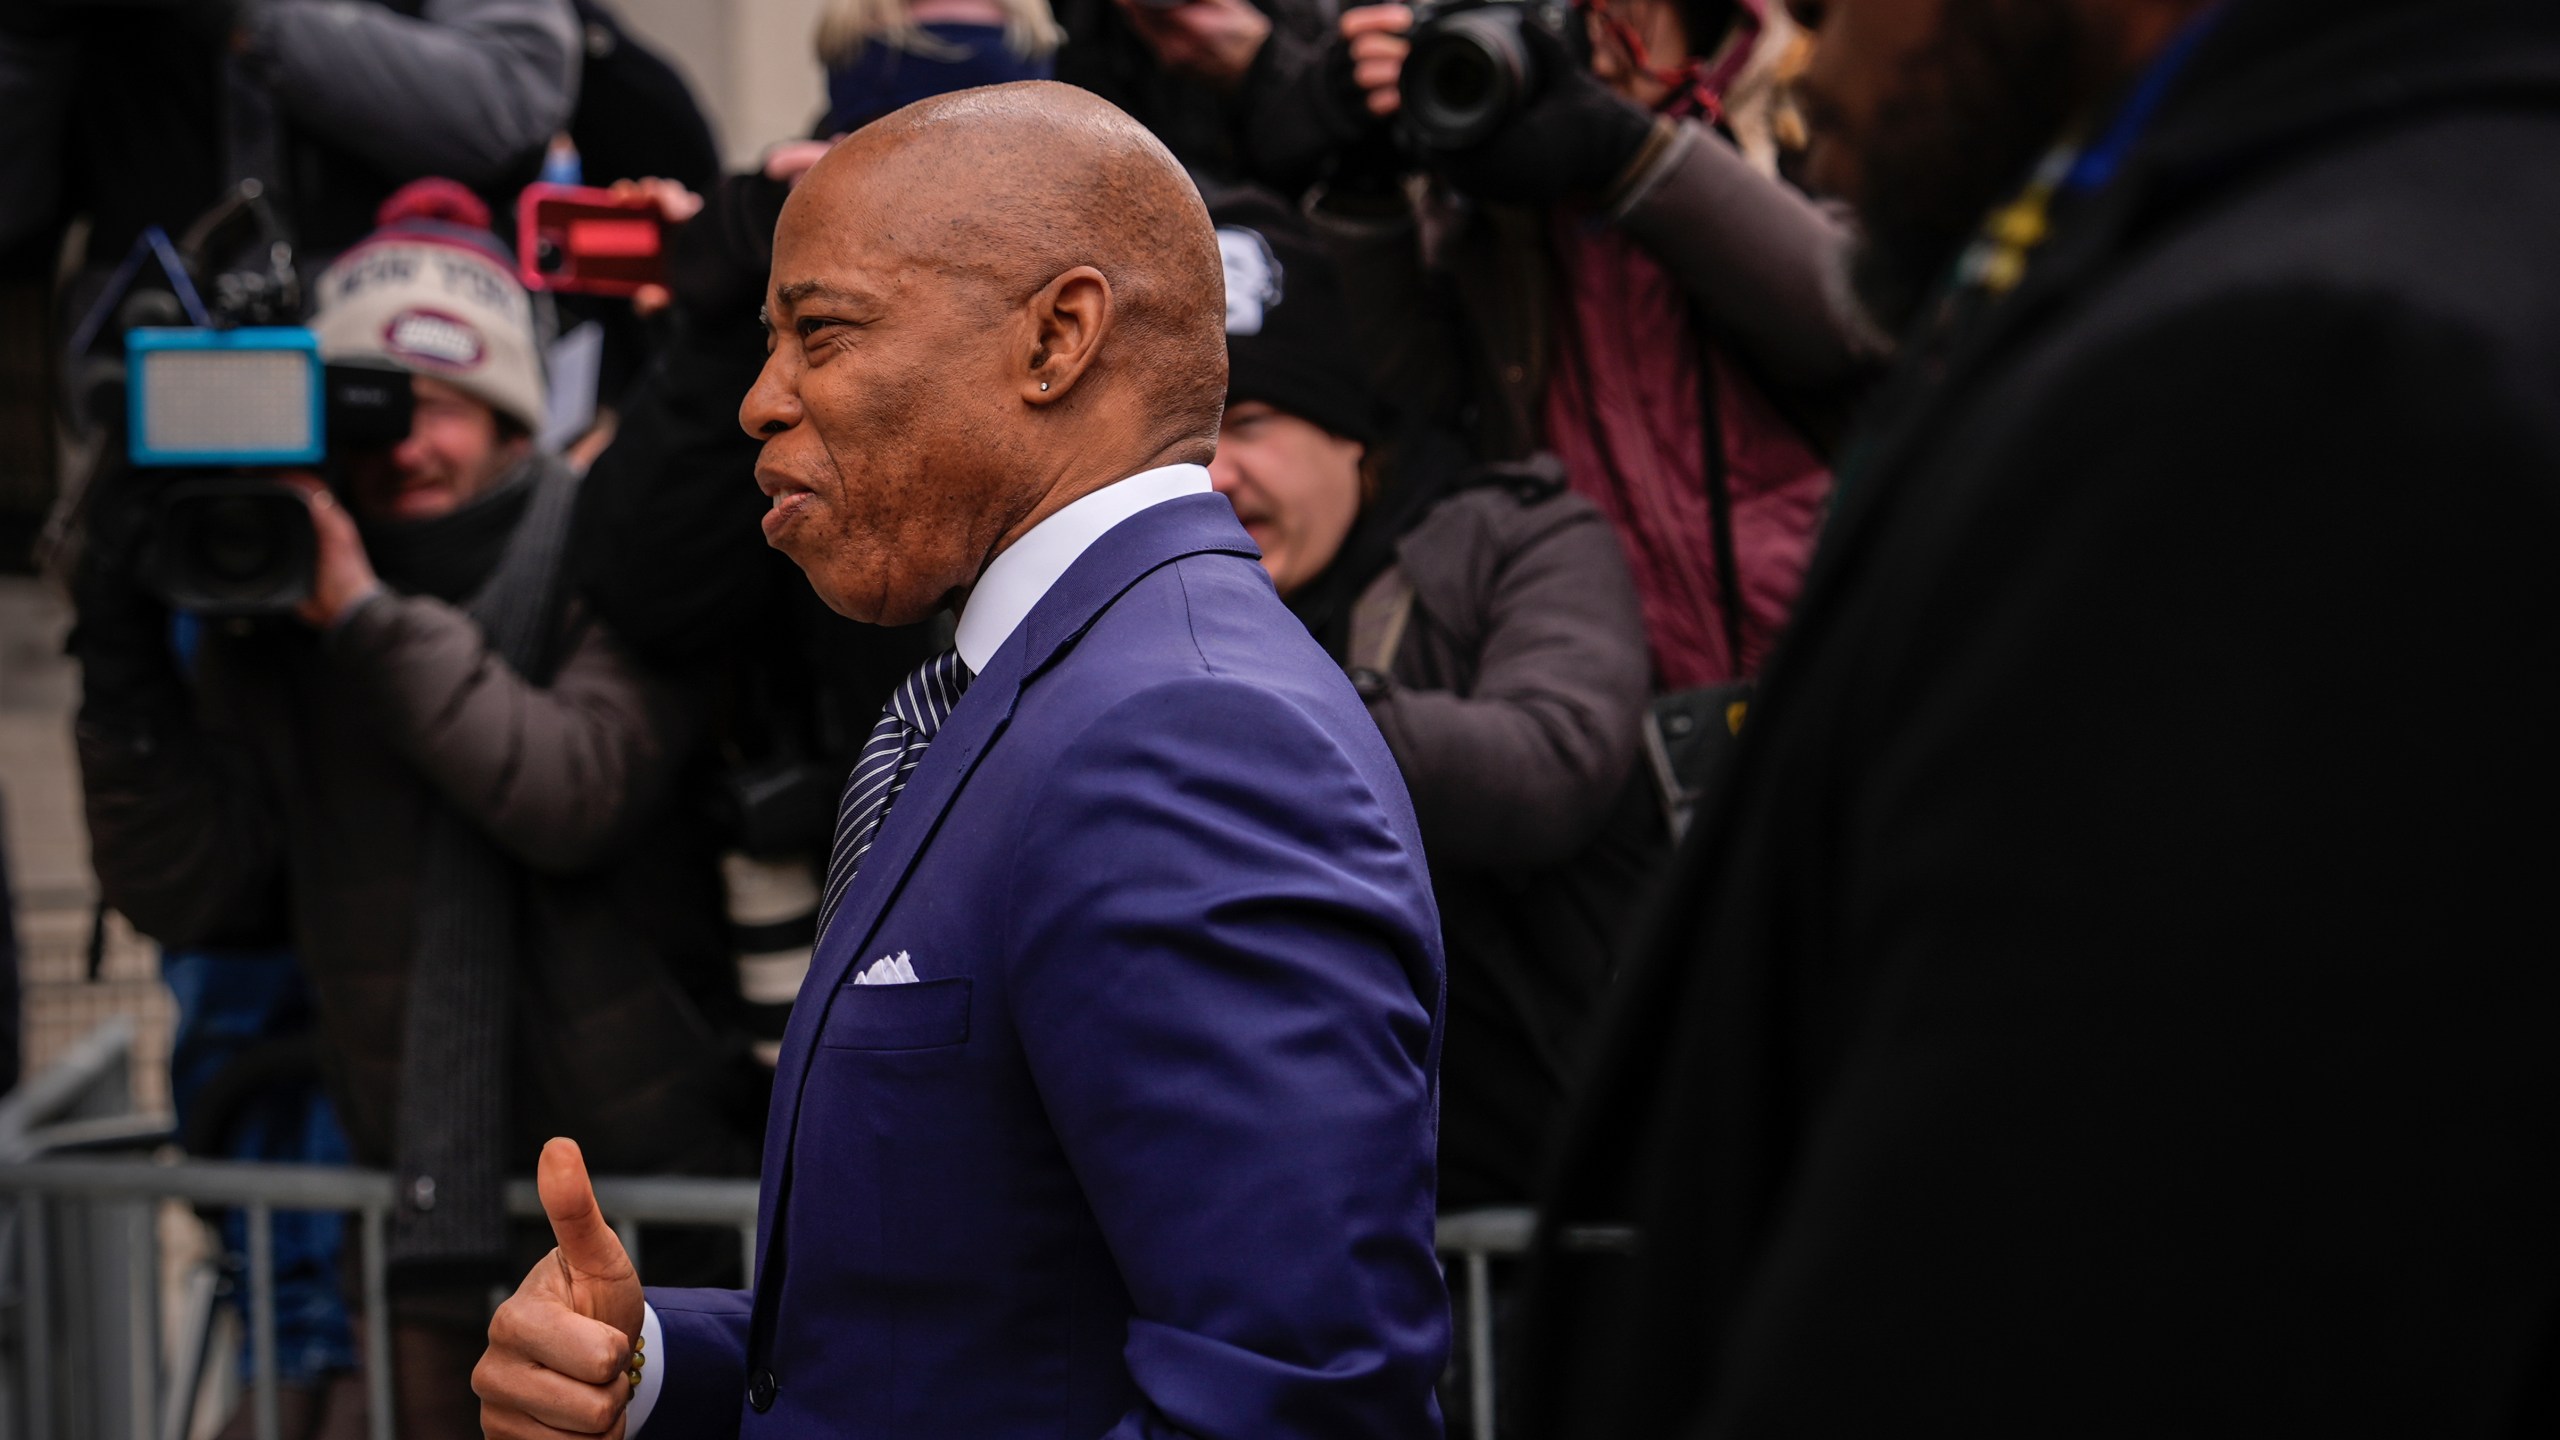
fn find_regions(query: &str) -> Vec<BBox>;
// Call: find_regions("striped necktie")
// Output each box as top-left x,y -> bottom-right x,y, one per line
814,649 -> 974,943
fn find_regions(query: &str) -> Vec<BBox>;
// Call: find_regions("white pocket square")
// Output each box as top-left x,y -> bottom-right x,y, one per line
854,950 -> 920,986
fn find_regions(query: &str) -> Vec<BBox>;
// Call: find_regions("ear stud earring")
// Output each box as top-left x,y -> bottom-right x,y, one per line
1039,382 -> 1050,391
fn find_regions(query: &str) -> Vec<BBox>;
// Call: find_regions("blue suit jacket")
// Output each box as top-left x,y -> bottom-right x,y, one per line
646,494 -> 1450,1438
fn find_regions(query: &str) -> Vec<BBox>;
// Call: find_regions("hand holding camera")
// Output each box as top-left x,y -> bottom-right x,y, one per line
1342,0 -> 1660,207
281,477 -> 381,630
1115,0 -> 1274,90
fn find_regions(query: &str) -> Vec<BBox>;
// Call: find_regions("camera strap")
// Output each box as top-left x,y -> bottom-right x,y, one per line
1691,306 -> 1748,675
63,226 -> 211,362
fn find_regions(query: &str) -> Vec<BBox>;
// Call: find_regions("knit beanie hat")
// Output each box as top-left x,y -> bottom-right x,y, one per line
1210,192 -> 1381,446
311,179 -> 547,435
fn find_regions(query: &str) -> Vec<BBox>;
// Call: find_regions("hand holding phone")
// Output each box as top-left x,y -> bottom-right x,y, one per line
517,184 -> 671,298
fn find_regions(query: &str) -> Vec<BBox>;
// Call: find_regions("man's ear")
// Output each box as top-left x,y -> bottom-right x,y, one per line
1022,266 -> 1114,406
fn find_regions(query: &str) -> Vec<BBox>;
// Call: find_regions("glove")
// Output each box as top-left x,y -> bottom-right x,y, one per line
1237,29 -> 1407,199
1418,19 -> 1657,208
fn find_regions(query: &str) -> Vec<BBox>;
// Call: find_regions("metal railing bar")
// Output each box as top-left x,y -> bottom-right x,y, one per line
0,1162 -> 779,1235
0,1159 -> 399,1211
23,1196 -> 53,1440
22,1115 -> 179,1156
246,1201 -> 278,1440
550,1177 -> 762,1227
127,1201 -> 158,1440
1433,1207 -> 1535,1253
159,1261 -> 220,1440
1465,1249 -> 1496,1440
361,1205 -> 394,1440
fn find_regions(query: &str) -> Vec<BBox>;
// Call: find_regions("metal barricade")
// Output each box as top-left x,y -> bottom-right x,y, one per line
0,1160 -> 758,1440
0,1155 -> 1594,1440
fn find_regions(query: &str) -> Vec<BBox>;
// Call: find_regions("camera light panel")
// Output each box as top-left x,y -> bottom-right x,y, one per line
127,328 -> 326,467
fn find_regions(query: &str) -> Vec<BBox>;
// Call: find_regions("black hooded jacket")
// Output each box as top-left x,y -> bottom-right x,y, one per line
1514,1 -> 2560,1433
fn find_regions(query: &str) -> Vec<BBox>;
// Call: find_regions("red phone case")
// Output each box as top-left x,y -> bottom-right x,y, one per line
516,183 -> 668,298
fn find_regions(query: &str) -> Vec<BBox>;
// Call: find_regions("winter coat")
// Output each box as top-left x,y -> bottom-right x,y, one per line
79,540 -> 757,1191
1514,0 -> 2560,1431
1316,120 -> 1878,685
1346,478 -> 1661,1208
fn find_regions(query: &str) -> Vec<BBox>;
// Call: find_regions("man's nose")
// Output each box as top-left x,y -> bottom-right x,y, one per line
392,426 -> 434,475
1206,449 -> 1241,494
739,352 -> 803,440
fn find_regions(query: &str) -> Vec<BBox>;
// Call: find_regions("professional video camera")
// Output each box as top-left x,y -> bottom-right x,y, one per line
1397,0 -> 1588,150
73,187 -> 413,616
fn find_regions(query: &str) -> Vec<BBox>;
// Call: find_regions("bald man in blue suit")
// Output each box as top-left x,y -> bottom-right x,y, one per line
473,82 -> 1449,1440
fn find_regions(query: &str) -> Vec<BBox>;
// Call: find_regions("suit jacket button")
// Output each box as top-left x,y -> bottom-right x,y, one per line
748,1369 -> 777,1412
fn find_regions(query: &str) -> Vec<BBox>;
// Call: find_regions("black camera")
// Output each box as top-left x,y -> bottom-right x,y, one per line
122,329 -> 414,615
1398,0 -> 1586,150
67,187 -> 416,615
56,85 -> 383,608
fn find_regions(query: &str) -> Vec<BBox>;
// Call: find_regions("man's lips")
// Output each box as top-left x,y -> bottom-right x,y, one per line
756,468 -> 818,539
754,466 -> 813,500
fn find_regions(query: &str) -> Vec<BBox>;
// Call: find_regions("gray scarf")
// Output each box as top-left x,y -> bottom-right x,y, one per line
388,452 -> 581,1273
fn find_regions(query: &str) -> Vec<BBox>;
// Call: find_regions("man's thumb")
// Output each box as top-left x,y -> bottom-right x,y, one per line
538,1137 -> 629,1282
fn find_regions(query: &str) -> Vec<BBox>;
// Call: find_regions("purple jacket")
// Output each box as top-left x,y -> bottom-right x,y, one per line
646,493 -> 1450,1438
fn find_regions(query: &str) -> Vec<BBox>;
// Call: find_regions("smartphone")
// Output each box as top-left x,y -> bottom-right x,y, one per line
516,183 -> 668,297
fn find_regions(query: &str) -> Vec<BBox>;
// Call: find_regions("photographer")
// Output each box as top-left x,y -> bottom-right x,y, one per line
71,182 -> 754,1440
1139,0 -> 1883,705
1207,193 -> 1660,1212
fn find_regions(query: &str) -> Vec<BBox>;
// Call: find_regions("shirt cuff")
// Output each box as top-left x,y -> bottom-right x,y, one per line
626,1302 -> 667,1435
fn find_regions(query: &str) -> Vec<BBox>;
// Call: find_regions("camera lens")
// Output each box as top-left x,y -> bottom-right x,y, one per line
154,480 -> 315,614
536,238 -> 566,274
1401,7 -> 1534,151
192,495 -> 284,584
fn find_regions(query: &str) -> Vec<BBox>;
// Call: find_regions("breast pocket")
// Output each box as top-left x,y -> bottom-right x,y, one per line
816,976 -> 974,1051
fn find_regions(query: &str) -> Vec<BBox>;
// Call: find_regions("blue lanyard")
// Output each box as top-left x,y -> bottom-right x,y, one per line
2065,3 -> 2231,193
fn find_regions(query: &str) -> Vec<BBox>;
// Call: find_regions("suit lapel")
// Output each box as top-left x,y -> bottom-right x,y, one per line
750,491 -> 1259,1288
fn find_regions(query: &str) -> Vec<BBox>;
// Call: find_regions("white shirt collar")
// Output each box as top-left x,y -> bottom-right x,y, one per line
952,463 -> 1213,674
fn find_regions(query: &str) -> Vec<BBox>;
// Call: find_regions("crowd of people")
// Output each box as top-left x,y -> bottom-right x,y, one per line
6,0 -> 2558,1432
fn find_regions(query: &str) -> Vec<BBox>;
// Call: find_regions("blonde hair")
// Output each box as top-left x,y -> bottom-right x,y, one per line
815,0 -> 1063,67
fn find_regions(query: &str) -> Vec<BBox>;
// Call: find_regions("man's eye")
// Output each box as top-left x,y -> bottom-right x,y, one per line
797,317 -> 841,340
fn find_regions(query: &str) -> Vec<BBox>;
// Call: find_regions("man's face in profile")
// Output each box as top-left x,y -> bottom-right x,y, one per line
742,151 -> 1020,625
1786,0 -> 2102,330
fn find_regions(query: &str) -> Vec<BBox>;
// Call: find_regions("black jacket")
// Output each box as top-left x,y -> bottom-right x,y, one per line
1516,1 -> 2560,1433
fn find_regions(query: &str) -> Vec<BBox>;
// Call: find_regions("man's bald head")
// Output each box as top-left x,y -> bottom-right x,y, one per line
804,82 -> 1228,451
744,83 -> 1233,626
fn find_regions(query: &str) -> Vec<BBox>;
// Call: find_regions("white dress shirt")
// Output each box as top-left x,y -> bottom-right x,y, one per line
625,461 -> 1212,1436
954,462 -> 1214,673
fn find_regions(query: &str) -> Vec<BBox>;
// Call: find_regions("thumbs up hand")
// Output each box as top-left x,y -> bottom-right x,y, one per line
474,1139 -> 648,1438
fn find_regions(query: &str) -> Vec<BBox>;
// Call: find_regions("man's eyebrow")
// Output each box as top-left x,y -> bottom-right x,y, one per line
775,280 -> 874,308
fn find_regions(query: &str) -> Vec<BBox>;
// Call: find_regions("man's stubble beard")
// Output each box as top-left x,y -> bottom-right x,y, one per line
1844,0 -> 2124,335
